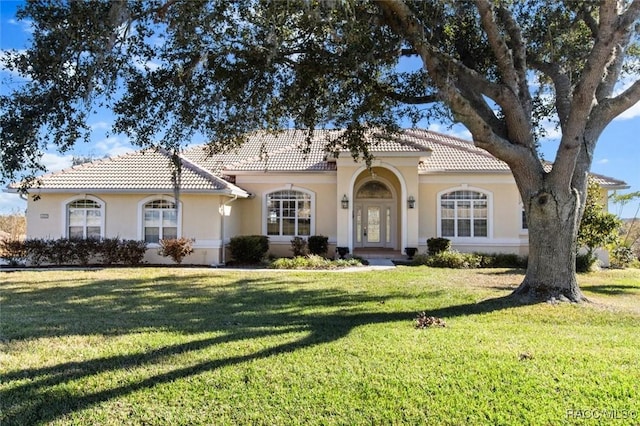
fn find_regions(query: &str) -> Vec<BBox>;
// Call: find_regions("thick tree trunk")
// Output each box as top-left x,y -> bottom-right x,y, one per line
513,189 -> 587,303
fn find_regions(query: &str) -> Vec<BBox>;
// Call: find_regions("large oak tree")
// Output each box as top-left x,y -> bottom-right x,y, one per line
2,1 -> 639,301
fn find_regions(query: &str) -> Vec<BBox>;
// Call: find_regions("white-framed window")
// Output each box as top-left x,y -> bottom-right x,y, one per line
521,208 -> 529,231
438,189 -> 491,238
142,199 -> 178,244
265,189 -> 313,237
65,196 -> 104,239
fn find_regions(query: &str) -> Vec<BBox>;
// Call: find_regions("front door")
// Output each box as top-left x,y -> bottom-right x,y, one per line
354,202 -> 394,248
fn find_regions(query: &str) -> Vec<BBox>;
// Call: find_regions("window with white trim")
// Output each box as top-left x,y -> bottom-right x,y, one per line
68,199 -> 102,239
143,199 -> 178,243
440,190 -> 488,237
266,190 -> 311,236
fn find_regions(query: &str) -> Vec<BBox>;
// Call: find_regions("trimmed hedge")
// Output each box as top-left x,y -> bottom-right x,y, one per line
427,237 -> 451,255
229,235 -> 269,264
0,238 -> 147,266
308,235 -> 329,256
270,255 -> 362,269
412,251 -> 528,269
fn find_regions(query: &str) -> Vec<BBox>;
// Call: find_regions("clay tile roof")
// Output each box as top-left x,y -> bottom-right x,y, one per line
403,128 -> 511,172
221,130 -> 337,172
9,148 -> 247,194
541,162 -> 628,189
8,128 -> 626,192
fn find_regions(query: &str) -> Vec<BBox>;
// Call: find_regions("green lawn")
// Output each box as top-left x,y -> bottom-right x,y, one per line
1,267 -> 639,425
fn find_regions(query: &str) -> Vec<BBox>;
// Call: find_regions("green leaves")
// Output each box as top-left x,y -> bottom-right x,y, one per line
578,178 -> 623,256
2,0 -> 638,187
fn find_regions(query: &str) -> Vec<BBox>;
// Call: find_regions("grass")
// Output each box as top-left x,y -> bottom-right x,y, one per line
1,267 -> 639,425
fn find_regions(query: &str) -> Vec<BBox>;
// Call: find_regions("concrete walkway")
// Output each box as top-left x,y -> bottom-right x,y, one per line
364,258 -> 396,267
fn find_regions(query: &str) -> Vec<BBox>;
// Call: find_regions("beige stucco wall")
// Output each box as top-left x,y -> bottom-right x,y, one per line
234,172 -> 338,258
25,192 -> 227,265
418,172 -> 529,255
22,164 -> 538,264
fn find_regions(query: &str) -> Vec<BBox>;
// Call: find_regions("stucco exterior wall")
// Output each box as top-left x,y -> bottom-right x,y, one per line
21,167 -> 544,264
24,192 -> 226,265
234,172 -> 337,258
418,173 -> 529,255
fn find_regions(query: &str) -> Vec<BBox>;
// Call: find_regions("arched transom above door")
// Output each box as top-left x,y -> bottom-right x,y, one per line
356,181 -> 393,199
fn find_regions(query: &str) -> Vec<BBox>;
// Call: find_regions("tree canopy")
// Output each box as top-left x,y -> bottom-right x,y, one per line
2,0 -> 639,301
3,1 -> 636,183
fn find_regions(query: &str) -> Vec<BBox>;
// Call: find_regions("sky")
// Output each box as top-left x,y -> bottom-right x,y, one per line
1,1 -> 639,218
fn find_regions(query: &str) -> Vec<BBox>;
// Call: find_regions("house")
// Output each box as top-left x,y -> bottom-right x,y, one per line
5,128 -> 627,265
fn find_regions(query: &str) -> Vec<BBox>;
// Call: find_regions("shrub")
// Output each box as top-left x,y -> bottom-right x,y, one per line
120,240 -> 147,265
229,235 -> 269,264
270,254 -> 362,269
610,245 -> 635,269
7,237 -> 148,267
308,235 -> 329,256
413,251 -> 481,269
0,239 -> 27,266
576,253 -> 598,273
290,237 -> 308,257
476,253 -> 528,269
427,237 -> 451,255
22,239 -> 48,266
99,238 -> 122,265
159,238 -> 194,264
72,238 -> 100,265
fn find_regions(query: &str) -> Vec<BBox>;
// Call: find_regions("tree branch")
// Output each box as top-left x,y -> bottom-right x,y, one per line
380,90 -> 438,105
475,0 -> 533,146
496,4 -> 530,110
552,0 -> 640,187
595,79 -> 640,127
475,0 -> 519,94
529,59 -> 572,126
375,0 -> 535,171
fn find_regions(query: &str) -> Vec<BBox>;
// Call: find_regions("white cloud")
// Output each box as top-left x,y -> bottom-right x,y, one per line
539,117 -> 562,141
596,158 -> 609,165
0,192 -> 26,214
94,136 -> 135,157
8,18 -> 34,34
427,123 -> 472,141
90,121 -> 111,130
133,57 -> 161,72
41,152 -> 73,173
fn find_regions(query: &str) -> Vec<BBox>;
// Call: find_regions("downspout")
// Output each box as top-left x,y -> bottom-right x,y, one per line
219,194 -> 239,266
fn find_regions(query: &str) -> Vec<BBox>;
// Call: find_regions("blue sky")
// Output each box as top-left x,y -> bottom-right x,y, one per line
1,1 -> 639,217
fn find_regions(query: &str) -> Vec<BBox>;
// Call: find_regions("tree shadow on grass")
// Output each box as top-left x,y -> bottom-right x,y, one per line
581,284 -> 640,296
0,270 -> 532,425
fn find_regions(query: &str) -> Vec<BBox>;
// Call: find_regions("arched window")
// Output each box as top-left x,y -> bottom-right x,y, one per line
143,199 -> 178,243
266,190 -> 312,236
67,198 -> 103,239
356,181 -> 393,199
439,190 -> 489,238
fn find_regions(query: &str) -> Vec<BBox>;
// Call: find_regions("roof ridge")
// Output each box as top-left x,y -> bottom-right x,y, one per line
405,128 -> 504,161
15,149 -> 147,184
390,130 -> 432,152
224,131 -> 313,170
161,149 -> 246,195
155,147 -> 237,192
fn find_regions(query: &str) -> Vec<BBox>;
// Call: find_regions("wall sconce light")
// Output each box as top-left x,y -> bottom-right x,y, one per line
408,195 -> 416,209
341,194 -> 349,209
